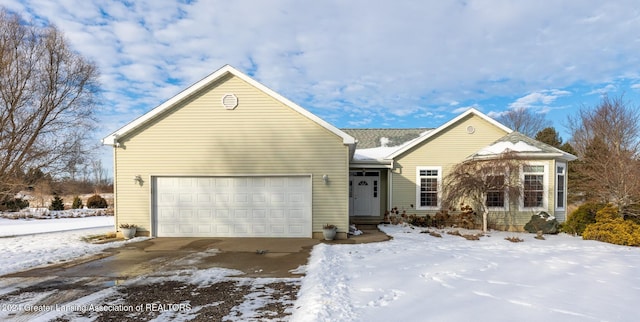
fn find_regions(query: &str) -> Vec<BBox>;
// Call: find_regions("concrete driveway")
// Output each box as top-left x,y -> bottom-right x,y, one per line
8,237 -> 320,280
0,230 -> 389,321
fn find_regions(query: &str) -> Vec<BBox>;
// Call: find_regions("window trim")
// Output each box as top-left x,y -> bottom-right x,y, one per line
416,166 -> 442,210
486,173 -> 509,211
520,162 -> 548,211
555,162 -> 567,211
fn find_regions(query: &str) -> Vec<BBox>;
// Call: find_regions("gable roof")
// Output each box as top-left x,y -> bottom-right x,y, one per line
341,128 -> 431,149
102,64 -> 356,146
386,108 -> 513,159
469,131 -> 578,161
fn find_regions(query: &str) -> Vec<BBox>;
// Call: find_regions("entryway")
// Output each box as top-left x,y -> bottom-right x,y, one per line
349,171 -> 380,217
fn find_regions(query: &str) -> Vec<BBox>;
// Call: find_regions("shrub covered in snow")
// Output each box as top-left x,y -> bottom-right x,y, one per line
87,194 -> 108,209
582,204 -> 640,246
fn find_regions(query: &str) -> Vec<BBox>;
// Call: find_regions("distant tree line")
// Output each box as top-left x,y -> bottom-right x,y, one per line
497,95 -> 640,217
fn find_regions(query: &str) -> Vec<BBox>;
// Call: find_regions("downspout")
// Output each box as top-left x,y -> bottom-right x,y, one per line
388,160 -> 394,212
112,139 -> 118,233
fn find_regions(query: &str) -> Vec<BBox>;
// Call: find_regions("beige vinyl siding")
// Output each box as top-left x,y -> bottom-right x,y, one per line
391,113 -> 509,215
489,159 -> 568,231
113,74 -> 350,235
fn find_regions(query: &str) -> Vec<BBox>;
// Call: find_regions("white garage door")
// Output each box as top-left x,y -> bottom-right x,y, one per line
154,176 -> 312,237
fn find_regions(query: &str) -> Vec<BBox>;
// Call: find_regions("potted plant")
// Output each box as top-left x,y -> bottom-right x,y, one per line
119,223 -> 137,239
322,224 -> 337,241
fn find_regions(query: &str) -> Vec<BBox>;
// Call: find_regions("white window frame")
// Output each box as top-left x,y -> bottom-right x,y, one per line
555,162 -> 567,211
416,166 -> 442,210
520,162 -> 548,211
486,173 -> 509,211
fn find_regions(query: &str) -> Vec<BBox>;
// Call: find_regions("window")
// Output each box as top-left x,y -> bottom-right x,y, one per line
486,175 -> 505,208
523,165 -> 546,208
417,167 -> 441,209
556,163 -> 566,210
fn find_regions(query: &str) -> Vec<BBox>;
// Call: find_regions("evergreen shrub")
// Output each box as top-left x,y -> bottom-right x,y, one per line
561,202 -> 605,235
87,194 -> 108,209
49,196 -> 64,211
582,205 -> 640,246
72,196 -> 83,209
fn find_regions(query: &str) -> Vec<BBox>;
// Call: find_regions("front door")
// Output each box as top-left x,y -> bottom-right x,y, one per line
349,171 -> 380,216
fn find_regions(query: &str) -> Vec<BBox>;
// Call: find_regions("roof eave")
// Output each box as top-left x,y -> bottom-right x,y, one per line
350,159 -> 394,169
468,152 -> 577,162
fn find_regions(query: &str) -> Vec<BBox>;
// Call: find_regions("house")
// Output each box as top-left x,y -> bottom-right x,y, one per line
345,114 -> 576,231
103,65 -> 576,238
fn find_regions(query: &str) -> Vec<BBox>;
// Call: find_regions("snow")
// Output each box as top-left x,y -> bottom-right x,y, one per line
293,224 -> 640,322
353,146 -> 399,160
3,218 -> 640,321
477,141 -> 542,155
0,216 -> 113,237
353,130 -> 433,161
0,216 -> 143,276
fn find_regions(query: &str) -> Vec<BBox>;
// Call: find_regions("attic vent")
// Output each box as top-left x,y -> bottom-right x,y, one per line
466,125 -> 476,134
222,94 -> 238,110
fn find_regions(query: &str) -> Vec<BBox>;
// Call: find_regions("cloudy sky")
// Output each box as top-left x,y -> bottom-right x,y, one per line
5,0 -> 640,172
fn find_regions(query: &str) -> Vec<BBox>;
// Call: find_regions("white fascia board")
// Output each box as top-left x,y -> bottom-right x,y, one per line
386,108 -> 513,159
467,152 -> 577,162
102,65 -> 356,146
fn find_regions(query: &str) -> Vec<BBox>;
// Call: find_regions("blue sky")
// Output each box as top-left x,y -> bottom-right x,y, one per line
6,0 -> 640,174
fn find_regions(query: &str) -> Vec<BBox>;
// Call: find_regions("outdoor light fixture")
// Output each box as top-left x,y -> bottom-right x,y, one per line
133,175 -> 143,185
322,174 -> 329,184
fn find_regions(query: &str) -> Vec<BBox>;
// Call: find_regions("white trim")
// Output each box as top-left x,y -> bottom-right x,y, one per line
520,162 -> 549,211
103,65 -> 356,146
416,166 -> 442,210
555,162 -> 567,211
486,173 -> 509,211
388,108 -> 512,159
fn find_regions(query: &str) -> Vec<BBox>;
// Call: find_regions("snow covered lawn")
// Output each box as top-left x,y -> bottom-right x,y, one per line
0,216 -> 130,276
293,225 -> 640,322
3,218 -> 639,321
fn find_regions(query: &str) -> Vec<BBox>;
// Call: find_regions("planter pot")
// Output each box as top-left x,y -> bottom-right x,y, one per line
323,227 -> 337,241
121,227 -> 137,239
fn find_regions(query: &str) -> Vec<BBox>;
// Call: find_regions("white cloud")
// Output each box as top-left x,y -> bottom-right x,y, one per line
587,84 -> 618,95
509,90 -> 572,110
4,0 -> 640,160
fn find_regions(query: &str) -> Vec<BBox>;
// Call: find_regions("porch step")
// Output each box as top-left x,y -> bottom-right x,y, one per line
351,223 -> 381,230
350,217 -> 386,228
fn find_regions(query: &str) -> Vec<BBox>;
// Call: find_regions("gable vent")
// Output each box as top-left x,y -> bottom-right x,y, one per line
222,94 -> 238,110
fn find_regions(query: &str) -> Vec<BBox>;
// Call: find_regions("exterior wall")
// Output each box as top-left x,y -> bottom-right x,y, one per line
391,113 -> 509,216
113,74 -> 350,237
389,114 -> 507,215
490,159 -> 558,231
389,111 -> 568,231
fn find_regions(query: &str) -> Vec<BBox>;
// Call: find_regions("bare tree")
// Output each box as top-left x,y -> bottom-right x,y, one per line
441,152 -> 525,232
0,9 -> 99,200
568,95 -> 640,214
498,107 -> 552,137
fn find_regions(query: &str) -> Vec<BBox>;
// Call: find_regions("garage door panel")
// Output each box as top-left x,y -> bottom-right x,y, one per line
155,176 -> 311,237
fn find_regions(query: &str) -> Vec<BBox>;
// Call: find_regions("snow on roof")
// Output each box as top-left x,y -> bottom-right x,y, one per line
353,129 -> 434,161
353,146 -> 400,160
476,141 -> 542,155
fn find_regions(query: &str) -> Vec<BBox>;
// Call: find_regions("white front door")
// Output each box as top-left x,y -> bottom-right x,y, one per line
349,171 -> 380,216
